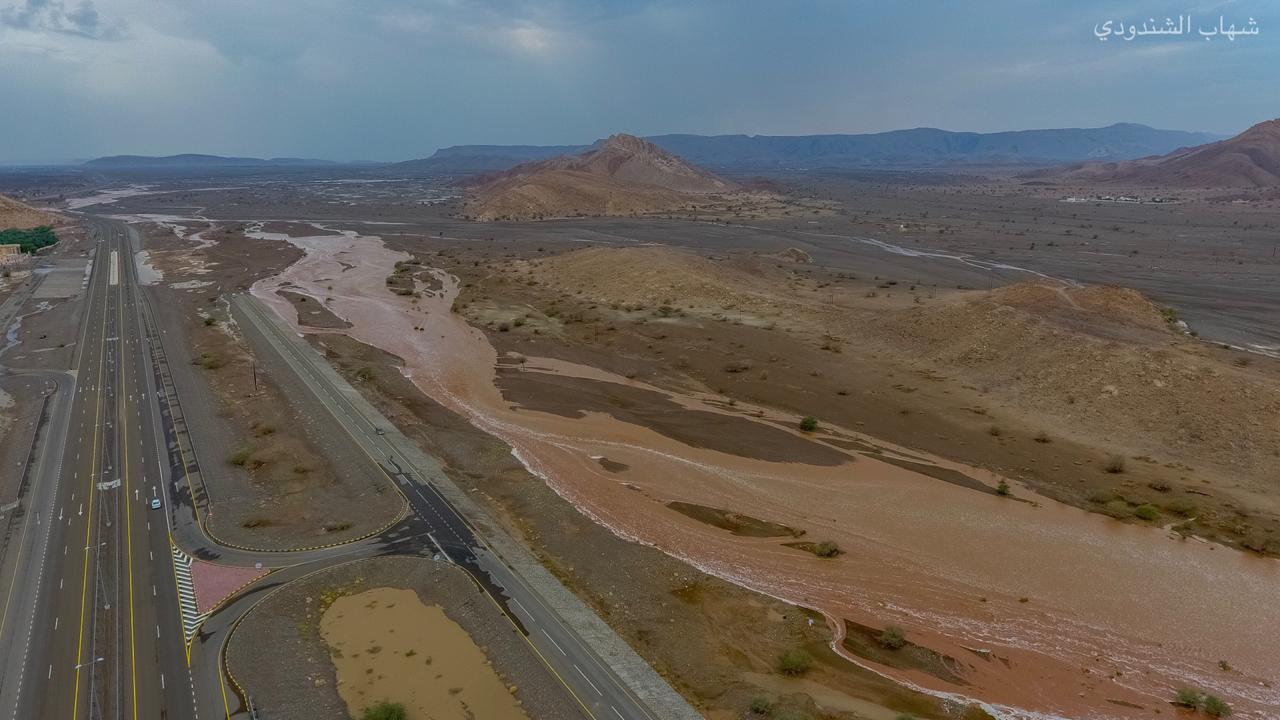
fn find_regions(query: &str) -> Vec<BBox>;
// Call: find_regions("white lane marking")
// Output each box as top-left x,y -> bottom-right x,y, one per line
542,629 -> 566,656
575,665 -> 603,696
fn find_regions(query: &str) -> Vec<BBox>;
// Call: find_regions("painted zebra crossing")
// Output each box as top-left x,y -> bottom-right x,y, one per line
171,543 -> 209,643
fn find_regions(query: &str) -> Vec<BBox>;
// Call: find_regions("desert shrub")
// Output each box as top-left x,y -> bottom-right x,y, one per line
777,648 -> 811,676
203,316 -> 218,326
1134,504 -> 1159,521
813,541 -> 840,558
193,352 -> 225,370
227,448 -> 251,466
1102,499 -> 1133,519
798,416 -> 818,432
987,425 -> 1002,437
749,696 -> 773,714
1033,431 -> 1051,443
1173,687 -> 1201,707
1203,695 -> 1232,717
1103,455 -> 1126,474
878,625 -> 906,650
996,480 -> 1011,497
361,702 -> 406,720
354,367 -> 374,382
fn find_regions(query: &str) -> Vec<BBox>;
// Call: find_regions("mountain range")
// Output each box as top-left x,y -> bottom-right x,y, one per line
1025,118 -> 1280,188
83,154 -> 336,168
392,123 -> 1222,174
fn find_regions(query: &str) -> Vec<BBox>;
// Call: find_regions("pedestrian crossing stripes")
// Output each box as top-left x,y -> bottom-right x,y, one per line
170,544 -> 208,643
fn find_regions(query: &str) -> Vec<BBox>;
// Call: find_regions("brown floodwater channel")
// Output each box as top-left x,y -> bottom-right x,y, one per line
253,224 -> 1280,720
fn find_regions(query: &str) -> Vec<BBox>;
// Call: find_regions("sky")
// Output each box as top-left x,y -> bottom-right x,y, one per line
0,0 -> 1275,163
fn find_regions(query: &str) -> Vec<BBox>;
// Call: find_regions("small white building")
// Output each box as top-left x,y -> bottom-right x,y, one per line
0,244 -> 23,267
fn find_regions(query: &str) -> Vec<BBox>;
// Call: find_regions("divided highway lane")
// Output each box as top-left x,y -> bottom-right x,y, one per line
0,221 -> 195,720
5,216 -> 686,720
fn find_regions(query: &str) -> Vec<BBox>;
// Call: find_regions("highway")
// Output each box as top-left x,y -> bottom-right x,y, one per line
1,214 -> 694,720
0,220 -> 195,720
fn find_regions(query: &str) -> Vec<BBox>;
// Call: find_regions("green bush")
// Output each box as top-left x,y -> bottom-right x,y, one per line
798,416 -> 818,432
1134,504 -> 1159,521
361,702 -> 406,720
749,696 -> 773,714
1203,695 -> 1232,717
878,625 -> 906,650
777,648 -> 811,676
996,480 -> 1011,497
1173,687 -> 1201,707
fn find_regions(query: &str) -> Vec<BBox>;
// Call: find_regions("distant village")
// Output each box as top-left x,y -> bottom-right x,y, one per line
1061,194 -> 1178,204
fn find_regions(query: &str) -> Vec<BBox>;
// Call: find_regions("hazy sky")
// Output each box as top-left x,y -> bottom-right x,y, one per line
0,0 -> 1274,163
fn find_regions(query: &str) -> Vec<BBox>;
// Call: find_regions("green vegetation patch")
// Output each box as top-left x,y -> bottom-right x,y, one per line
0,226 -> 57,254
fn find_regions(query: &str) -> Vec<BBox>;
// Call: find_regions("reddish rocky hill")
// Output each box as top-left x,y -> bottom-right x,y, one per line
1029,118 -> 1280,187
465,134 -> 736,221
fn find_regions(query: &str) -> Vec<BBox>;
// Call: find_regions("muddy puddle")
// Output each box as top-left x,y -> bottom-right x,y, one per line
253,225 -> 1280,719
320,587 -> 528,720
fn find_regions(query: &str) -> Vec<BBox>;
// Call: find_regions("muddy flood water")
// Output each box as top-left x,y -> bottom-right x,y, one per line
320,587 -> 528,720
251,224 -> 1280,720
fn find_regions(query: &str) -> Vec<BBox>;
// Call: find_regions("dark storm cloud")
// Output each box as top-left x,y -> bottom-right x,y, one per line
0,0 -> 118,39
0,0 -> 1275,164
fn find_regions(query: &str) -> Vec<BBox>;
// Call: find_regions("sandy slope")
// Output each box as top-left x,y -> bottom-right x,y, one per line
0,195 -> 56,230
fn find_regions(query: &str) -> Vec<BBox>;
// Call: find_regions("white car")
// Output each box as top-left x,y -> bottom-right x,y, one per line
150,498 -> 162,510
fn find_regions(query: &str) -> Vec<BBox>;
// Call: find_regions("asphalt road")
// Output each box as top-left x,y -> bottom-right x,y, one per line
4,214 -> 688,720
0,219 -> 195,720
